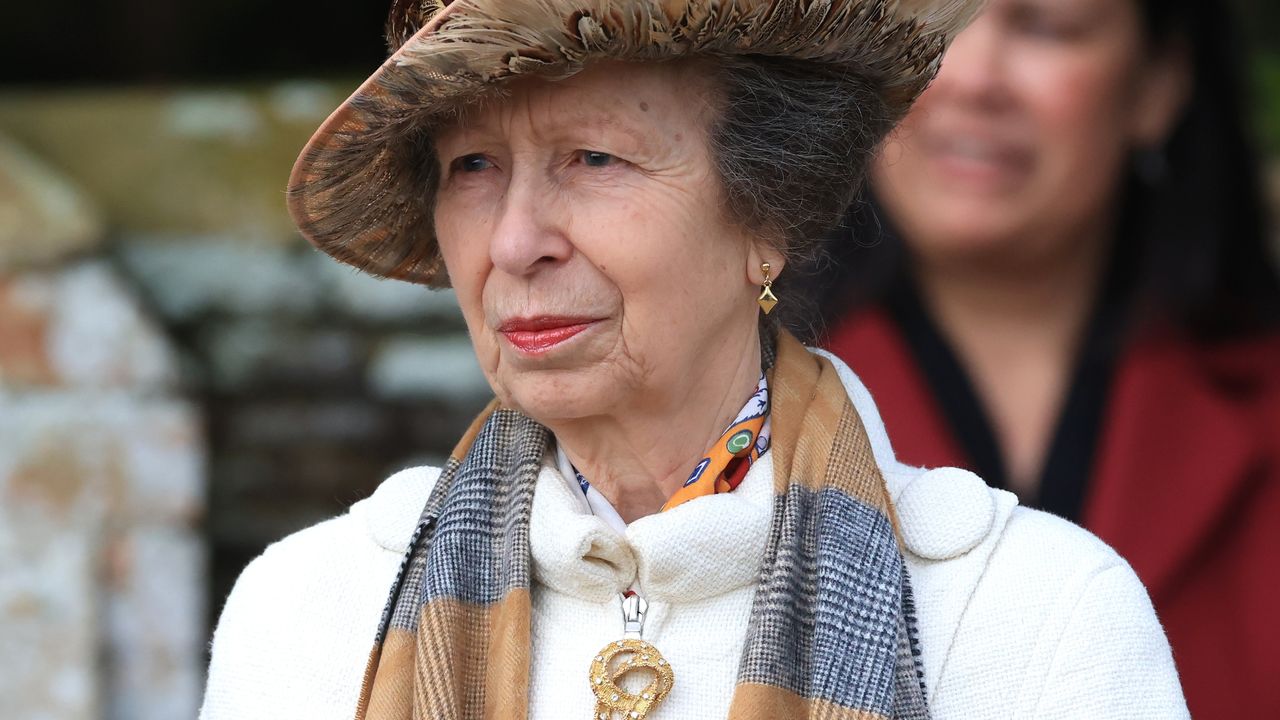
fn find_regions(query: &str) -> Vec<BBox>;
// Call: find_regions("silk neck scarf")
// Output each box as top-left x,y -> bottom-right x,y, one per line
354,331 -> 930,720
569,373 -> 772,522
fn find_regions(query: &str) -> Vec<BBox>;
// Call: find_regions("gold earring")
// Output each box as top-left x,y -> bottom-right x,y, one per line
757,262 -> 779,314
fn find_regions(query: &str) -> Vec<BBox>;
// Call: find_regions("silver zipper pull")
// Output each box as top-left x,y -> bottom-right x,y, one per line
621,592 -> 647,639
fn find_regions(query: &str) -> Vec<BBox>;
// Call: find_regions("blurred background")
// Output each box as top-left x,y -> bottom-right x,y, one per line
0,1 -> 1276,718
0,3 -> 493,718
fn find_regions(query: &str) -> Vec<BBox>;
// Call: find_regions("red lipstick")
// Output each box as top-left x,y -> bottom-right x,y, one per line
498,316 -> 598,354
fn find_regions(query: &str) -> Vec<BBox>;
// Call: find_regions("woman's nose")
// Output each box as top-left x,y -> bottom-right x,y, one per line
488,171 -> 574,277
929,17 -> 1009,109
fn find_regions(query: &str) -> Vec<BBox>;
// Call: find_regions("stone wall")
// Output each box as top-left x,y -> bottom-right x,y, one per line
0,84 -> 491,718
114,234 -> 491,609
0,137 -> 204,718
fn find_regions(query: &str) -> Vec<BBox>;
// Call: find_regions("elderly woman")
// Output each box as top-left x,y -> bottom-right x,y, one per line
201,0 -> 1187,718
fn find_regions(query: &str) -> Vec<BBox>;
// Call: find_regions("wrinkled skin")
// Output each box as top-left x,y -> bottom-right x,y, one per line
432,60 -> 784,520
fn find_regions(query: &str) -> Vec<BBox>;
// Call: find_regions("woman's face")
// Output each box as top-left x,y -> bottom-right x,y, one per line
873,0 -> 1188,265
433,62 -> 777,424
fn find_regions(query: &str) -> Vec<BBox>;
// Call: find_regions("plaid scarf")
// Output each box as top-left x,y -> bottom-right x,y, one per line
355,331 -> 930,719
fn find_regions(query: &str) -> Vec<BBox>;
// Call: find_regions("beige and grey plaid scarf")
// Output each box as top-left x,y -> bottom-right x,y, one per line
355,331 -> 929,719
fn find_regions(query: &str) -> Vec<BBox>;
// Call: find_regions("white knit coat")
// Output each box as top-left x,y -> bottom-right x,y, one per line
200,350 -> 1189,719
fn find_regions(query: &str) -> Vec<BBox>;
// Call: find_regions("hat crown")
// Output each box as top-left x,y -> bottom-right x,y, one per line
296,0 -> 987,286
386,0 -> 982,56
386,0 -> 449,53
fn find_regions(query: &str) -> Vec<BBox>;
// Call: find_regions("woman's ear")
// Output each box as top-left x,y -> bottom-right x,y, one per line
746,241 -> 787,285
1130,38 -> 1192,148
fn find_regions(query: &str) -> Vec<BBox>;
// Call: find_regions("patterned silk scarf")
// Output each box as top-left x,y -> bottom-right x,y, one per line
571,374 -> 771,516
355,331 -> 930,720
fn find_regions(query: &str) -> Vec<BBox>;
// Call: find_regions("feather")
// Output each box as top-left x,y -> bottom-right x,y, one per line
292,0 -> 989,286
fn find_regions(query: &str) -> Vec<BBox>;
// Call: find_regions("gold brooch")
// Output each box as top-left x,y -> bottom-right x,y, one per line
588,594 -> 674,719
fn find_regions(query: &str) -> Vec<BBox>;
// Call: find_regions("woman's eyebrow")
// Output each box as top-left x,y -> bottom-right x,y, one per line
435,102 -> 670,156
547,106 -> 653,139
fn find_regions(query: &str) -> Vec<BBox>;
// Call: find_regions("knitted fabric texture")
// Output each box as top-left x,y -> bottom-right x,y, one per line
354,331 -> 930,719
288,0 -> 983,286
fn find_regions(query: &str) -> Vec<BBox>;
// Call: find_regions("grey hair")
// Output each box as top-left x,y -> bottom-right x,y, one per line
708,54 -> 896,265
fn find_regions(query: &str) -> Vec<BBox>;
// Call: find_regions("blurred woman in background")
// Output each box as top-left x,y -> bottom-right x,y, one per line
814,0 -> 1280,716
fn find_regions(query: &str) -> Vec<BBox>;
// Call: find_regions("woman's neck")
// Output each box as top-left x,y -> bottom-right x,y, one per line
550,331 -> 764,523
913,223 -> 1111,497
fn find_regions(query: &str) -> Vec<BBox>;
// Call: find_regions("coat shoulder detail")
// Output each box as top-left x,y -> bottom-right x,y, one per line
202,511 -> 405,718
931,505 -> 1188,718
894,466 -> 997,561
350,465 -> 443,552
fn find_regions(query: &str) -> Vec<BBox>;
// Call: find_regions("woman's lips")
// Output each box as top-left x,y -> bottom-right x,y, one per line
923,132 -> 1033,189
498,316 -> 600,354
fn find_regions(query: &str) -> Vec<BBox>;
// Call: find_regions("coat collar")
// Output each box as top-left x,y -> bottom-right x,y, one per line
815,348 -> 1018,700
815,348 -> 1010,561
1084,333 -> 1271,600
826,308 -> 1276,603
529,449 -> 775,604
355,348 -> 1010,571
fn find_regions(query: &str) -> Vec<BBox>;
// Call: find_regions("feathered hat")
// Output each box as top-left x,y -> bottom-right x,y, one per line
288,0 -> 983,287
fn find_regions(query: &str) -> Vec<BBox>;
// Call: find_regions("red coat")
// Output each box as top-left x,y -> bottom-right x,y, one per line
825,309 -> 1280,719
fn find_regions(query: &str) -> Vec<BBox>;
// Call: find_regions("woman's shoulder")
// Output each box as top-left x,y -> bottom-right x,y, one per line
232,463 -> 442,578
891,461 -> 1142,591
894,466 -> 1186,717
993,502 -> 1127,573
979,503 -> 1153,626
349,464 -> 444,551
210,463 -> 443,617
891,461 -> 1152,621
200,465 -> 442,719
943,503 -> 1186,716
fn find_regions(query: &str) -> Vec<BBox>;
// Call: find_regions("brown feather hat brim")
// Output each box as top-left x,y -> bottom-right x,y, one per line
288,0 -> 984,287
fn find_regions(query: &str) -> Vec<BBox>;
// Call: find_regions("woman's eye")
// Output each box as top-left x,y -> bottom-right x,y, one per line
451,154 -> 493,173
579,150 -> 617,168
1011,8 -> 1089,41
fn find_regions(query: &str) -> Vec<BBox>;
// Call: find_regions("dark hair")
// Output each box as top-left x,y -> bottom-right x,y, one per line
702,54 -> 895,333
709,55 -> 894,260
808,0 -> 1280,344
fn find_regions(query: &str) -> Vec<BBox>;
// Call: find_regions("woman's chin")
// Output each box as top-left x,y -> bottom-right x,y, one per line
496,371 -> 625,426
904,207 -> 1043,264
